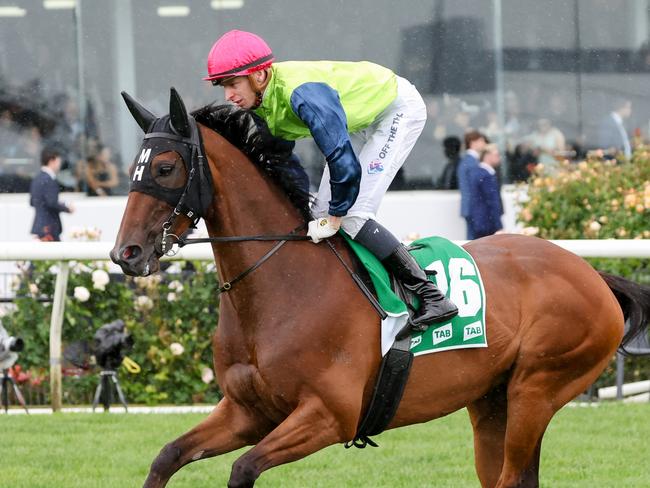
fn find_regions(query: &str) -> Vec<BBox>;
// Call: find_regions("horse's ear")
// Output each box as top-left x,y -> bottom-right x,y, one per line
169,87 -> 191,138
121,91 -> 156,132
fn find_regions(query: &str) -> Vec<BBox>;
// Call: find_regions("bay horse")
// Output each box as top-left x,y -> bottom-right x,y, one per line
111,88 -> 650,488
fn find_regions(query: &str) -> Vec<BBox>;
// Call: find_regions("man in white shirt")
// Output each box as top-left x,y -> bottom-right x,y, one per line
598,98 -> 632,159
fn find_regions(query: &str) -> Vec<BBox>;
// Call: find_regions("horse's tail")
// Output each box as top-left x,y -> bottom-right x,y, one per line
598,271 -> 650,352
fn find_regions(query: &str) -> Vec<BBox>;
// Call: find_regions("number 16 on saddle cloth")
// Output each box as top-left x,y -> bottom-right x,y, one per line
346,235 -> 487,356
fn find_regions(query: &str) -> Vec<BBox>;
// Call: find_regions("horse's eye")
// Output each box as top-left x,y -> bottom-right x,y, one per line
158,165 -> 174,177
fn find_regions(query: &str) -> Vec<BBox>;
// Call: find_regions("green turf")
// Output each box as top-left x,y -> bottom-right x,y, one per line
2,403 -> 649,487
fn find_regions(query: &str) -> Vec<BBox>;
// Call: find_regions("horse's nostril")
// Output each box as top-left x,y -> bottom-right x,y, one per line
122,245 -> 141,261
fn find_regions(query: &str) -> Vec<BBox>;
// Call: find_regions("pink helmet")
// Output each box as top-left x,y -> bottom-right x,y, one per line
204,30 -> 274,84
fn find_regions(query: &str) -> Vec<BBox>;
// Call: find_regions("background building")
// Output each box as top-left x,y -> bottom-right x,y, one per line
1,0 -> 649,194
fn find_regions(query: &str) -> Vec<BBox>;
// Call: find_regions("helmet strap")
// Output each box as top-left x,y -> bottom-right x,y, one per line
248,71 -> 268,109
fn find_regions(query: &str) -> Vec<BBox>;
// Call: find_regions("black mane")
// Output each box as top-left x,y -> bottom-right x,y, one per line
192,104 -> 311,220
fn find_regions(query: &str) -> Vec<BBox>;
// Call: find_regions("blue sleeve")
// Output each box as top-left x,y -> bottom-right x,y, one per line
290,82 -> 361,217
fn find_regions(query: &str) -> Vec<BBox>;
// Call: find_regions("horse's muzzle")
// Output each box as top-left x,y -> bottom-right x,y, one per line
110,243 -> 159,276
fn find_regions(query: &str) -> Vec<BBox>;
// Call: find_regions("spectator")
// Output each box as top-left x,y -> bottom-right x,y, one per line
457,130 -> 488,239
507,142 -> 538,183
467,144 -> 503,239
29,146 -> 74,241
527,118 -> 566,166
480,110 -> 501,142
598,98 -> 632,159
84,144 -> 119,196
436,136 -> 461,190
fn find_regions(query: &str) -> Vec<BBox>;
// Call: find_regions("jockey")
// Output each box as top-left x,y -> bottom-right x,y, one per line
204,30 -> 458,330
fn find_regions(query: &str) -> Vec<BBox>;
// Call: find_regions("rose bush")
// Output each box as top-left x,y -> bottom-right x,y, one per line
517,149 -> 650,390
3,259 -> 222,405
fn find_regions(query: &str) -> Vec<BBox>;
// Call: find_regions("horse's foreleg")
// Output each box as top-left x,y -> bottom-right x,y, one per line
143,397 -> 270,488
227,398 -> 347,488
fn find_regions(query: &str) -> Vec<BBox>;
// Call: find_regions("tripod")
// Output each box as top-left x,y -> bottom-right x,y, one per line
1,368 -> 29,414
92,369 -> 128,412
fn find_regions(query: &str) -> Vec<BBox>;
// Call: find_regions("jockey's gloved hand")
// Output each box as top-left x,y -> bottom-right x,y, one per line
307,216 -> 340,243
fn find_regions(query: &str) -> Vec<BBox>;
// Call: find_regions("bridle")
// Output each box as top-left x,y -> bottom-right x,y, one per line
138,115 -> 311,295
133,109 -> 385,315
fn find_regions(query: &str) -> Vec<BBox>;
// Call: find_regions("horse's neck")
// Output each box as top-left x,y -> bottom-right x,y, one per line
201,125 -> 303,236
200,126 -> 307,306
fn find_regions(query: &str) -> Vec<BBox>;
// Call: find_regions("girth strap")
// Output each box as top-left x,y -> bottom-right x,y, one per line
344,333 -> 413,449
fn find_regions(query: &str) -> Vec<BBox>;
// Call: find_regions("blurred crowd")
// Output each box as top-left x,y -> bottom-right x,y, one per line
430,89 -> 641,189
0,82 -> 124,196
0,78 -> 645,196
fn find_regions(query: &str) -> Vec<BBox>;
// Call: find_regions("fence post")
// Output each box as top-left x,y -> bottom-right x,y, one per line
50,261 -> 69,412
616,352 -> 624,400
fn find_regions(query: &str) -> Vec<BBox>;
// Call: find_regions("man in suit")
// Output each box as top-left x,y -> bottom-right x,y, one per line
598,98 -> 632,159
456,130 -> 487,239
30,146 -> 74,241
467,144 -> 503,239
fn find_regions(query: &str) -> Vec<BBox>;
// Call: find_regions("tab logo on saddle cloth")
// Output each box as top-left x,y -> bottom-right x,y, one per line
432,323 -> 453,345
463,321 -> 484,341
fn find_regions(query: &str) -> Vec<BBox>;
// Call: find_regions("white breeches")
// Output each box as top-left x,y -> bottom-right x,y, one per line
311,76 -> 427,238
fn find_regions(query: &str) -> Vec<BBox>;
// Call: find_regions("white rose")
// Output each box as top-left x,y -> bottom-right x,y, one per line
69,227 -> 83,239
73,262 -> 92,274
170,342 -> 184,356
165,263 -> 182,274
10,275 -> 21,291
87,227 -> 102,241
48,264 -> 60,275
201,367 -> 214,384
74,286 -> 90,302
589,221 -> 602,232
167,292 -> 177,302
92,269 -> 110,291
134,295 -> 154,312
168,280 -> 183,292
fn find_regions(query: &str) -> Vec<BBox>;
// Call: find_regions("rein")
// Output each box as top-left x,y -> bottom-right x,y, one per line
142,115 -> 384,315
159,223 -> 310,294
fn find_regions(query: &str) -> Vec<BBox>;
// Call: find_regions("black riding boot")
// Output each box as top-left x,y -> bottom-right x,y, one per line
353,220 -> 458,331
382,245 -> 458,328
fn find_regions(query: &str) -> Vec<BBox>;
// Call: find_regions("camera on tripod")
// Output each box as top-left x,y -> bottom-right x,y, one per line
93,319 -> 133,370
0,323 -> 24,371
92,319 -> 133,412
0,322 -> 27,413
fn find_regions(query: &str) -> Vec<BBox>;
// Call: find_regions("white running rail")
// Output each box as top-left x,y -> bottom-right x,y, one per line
0,238 -> 648,411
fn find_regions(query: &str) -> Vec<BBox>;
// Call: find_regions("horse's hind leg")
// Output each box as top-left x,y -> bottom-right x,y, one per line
491,376 -> 555,488
467,383 -> 508,488
495,353 -> 611,488
143,397 -> 270,488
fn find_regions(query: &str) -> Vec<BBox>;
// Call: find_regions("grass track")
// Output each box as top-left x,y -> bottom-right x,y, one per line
3,403 -> 649,487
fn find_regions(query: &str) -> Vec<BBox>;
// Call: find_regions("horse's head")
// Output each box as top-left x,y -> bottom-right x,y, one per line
111,88 -> 212,276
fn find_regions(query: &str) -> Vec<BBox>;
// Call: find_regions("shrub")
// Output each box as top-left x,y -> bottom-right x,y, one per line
517,150 -> 650,389
2,260 -> 222,405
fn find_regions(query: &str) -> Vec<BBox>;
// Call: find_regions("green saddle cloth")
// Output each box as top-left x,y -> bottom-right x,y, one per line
344,234 -> 488,356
